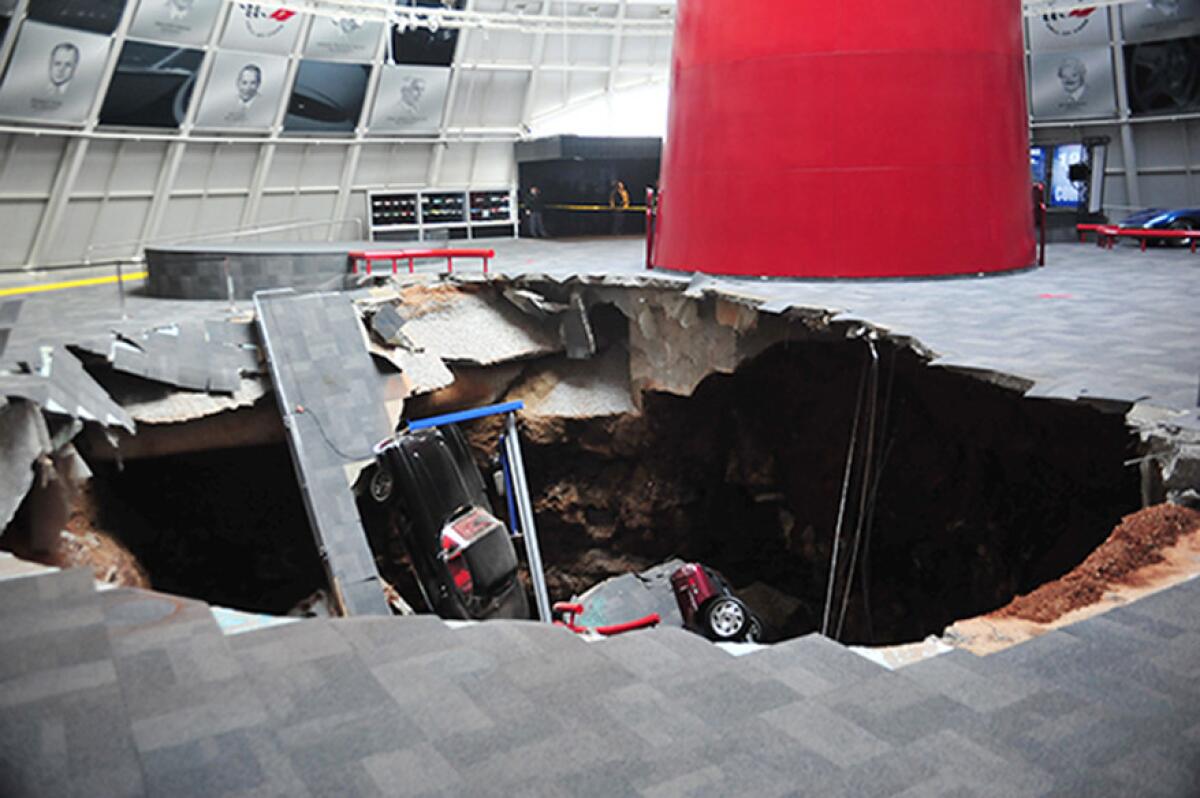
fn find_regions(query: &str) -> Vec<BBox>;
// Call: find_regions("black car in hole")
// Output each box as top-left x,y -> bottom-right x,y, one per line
357,424 -> 529,621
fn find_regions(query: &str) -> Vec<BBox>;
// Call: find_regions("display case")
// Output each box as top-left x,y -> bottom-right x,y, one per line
370,193 -> 418,228
470,190 -> 512,222
421,192 -> 466,224
367,188 -> 517,241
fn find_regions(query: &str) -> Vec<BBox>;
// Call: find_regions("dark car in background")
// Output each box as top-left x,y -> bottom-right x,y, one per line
1118,207 -> 1200,244
358,424 -> 529,621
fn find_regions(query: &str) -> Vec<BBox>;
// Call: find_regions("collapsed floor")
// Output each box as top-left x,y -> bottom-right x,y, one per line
461,339 -> 1143,645
2,275 -> 1193,648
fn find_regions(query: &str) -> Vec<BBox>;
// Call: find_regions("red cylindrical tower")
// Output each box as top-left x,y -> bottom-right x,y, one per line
653,0 -> 1034,278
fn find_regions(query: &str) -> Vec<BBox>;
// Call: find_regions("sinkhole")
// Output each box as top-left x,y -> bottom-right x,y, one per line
41,332 -> 1143,647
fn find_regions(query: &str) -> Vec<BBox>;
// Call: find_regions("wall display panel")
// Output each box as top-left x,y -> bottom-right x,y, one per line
99,40 -> 202,128
193,50 -> 288,130
127,0 -> 223,47
1125,36 -> 1200,115
284,59 -> 368,133
0,21 -> 112,125
369,64 -> 448,134
1030,47 -> 1117,120
26,0 -> 128,35
304,16 -> 382,62
1122,0 -> 1200,44
1049,143 -> 1085,207
389,0 -> 463,66
1027,8 -> 1109,52
221,3 -> 302,56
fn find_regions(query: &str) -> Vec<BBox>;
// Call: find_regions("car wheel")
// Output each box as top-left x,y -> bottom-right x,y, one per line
704,596 -> 750,640
369,467 -> 394,504
746,617 -> 763,644
1170,218 -> 1197,247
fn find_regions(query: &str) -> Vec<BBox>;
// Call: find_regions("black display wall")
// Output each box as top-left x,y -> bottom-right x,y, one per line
516,136 -> 661,238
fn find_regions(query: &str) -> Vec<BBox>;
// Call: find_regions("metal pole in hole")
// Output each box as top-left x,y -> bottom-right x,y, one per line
116,260 -> 127,321
505,411 -> 552,622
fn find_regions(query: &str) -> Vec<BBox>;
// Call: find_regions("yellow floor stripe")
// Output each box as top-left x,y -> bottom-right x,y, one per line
0,271 -> 148,298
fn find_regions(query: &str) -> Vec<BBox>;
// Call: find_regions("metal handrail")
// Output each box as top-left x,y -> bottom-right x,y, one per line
84,217 -> 364,265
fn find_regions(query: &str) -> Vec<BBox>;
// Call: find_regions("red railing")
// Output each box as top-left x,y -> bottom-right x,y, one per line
349,248 -> 496,276
1075,224 -> 1199,252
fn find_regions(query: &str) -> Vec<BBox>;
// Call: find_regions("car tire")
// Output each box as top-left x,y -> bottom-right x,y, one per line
368,467 -> 394,504
1170,218 -> 1197,247
746,617 -> 764,644
703,596 -> 751,641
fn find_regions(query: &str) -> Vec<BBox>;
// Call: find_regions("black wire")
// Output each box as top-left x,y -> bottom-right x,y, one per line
294,403 -> 378,462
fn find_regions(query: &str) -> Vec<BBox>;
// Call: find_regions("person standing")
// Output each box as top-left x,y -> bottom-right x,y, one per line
609,180 -> 630,235
525,185 -> 548,238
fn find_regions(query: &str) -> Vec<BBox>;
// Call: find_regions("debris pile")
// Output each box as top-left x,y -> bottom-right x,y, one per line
993,504 -> 1200,624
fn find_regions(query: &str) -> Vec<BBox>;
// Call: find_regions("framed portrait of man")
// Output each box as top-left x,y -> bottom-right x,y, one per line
1030,47 -> 1118,120
368,64 -> 449,134
0,20 -> 112,125
193,49 -> 289,130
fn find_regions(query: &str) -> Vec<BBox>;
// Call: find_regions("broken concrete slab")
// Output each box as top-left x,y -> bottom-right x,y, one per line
573,559 -> 687,631
254,291 -> 393,617
97,371 -> 270,425
369,304 -> 414,349
505,347 -> 635,419
45,346 -> 135,432
397,284 -> 561,365
0,399 -> 52,532
73,319 -> 260,394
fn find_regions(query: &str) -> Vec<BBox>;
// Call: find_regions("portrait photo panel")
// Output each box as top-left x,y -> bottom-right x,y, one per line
221,3 -> 302,56
1030,47 -> 1118,120
304,16 -> 383,62
99,40 -> 203,128
127,0 -> 223,47
284,59 -> 369,134
369,64 -> 449,134
26,0 -> 128,35
193,50 -> 289,130
0,20 -> 112,125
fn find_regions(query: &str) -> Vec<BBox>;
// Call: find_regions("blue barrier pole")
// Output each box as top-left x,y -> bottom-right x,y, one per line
407,401 -> 525,431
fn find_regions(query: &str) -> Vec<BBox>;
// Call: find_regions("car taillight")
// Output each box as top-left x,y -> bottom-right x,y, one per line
447,554 -> 473,594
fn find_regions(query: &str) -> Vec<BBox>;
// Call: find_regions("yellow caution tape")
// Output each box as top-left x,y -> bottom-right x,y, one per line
545,204 -> 647,212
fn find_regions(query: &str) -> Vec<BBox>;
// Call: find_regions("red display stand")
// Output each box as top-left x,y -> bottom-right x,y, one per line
652,0 -> 1035,278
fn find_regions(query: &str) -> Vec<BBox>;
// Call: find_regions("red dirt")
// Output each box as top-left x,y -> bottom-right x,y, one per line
994,504 -> 1200,624
55,484 -> 150,589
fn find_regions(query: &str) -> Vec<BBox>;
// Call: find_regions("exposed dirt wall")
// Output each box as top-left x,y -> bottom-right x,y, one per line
471,339 -> 1143,645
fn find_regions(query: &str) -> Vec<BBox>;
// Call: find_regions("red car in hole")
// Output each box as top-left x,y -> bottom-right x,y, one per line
670,563 -> 763,643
